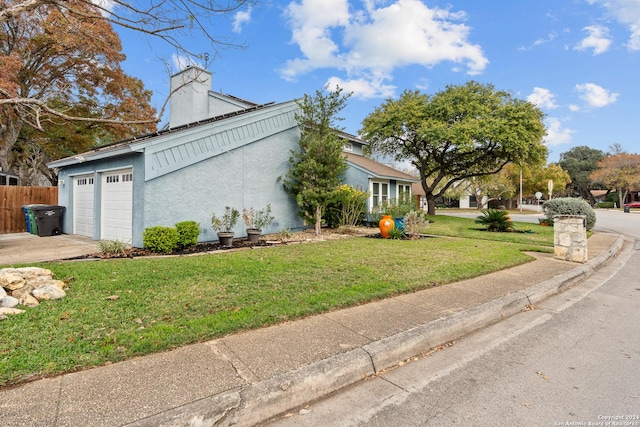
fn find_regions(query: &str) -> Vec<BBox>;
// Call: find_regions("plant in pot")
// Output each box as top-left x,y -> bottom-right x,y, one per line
211,206 -> 240,247
387,193 -> 415,231
242,204 -> 274,243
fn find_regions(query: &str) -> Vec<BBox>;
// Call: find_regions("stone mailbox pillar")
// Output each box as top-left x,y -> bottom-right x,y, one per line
553,215 -> 588,263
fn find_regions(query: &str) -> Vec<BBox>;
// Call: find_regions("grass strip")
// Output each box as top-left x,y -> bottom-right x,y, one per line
0,216 -> 551,386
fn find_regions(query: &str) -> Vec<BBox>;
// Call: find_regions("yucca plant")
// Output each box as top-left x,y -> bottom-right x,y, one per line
475,209 -> 514,232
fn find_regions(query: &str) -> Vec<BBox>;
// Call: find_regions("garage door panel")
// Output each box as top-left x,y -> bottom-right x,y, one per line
73,175 -> 94,237
101,169 -> 133,242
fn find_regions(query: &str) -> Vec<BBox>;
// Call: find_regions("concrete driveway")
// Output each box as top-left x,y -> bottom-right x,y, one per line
0,233 -> 99,265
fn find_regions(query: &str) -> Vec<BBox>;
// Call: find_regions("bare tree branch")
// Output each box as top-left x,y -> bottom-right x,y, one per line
0,97 -> 159,129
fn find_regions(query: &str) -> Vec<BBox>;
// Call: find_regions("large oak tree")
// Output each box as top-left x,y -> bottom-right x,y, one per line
558,145 -> 605,204
1,0 -> 159,183
360,81 -> 548,215
1,0 -> 253,184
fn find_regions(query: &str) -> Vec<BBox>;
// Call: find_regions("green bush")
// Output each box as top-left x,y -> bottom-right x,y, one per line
542,197 -> 596,230
143,226 -> 179,254
475,209 -> 514,232
175,221 -> 200,248
98,239 -> 128,255
325,185 -> 368,228
595,202 -> 615,209
387,226 -> 405,240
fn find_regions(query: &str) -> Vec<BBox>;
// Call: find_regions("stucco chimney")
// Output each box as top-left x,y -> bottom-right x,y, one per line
169,66 -> 213,128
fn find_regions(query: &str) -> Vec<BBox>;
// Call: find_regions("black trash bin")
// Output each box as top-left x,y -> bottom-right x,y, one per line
624,205 -> 630,213
32,205 -> 65,236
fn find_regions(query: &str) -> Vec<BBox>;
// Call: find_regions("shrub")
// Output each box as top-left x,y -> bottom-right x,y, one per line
595,202 -> 615,209
404,211 -> 430,239
98,239 -> 128,255
211,206 -> 240,233
386,192 -> 416,218
243,205 -> 275,230
542,197 -> 596,230
325,185 -> 368,228
143,226 -> 179,254
475,209 -> 514,232
175,221 -> 200,248
387,226 -> 405,240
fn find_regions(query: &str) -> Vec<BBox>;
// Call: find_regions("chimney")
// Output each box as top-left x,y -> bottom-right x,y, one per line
169,66 -> 213,128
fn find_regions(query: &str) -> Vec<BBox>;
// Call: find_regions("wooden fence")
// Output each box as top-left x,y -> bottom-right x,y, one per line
0,186 -> 58,234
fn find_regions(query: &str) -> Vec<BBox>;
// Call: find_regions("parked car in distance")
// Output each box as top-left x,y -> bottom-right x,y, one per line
624,202 -> 640,208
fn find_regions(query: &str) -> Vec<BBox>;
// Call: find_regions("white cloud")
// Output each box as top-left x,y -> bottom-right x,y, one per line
587,0 -> 640,50
568,104 -> 581,112
574,25 -> 612,54
232,7 -> 252,33
534,32 -> 558,46
326,75 -> 396,99
544,117 -> 575,146
575,83 -> 619,107
91,0 -> 115,16
527,87 -> 558,110
282,0 -> 488,98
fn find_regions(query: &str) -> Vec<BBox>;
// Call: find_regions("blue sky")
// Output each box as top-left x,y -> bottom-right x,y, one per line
115,0 -> 640,164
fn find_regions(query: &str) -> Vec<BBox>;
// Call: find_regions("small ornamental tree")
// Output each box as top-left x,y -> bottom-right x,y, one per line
283,86 -> 351,235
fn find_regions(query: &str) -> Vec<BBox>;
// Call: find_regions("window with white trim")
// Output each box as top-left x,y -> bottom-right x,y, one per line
371,181 -> 389,209
398,184 -> 411,196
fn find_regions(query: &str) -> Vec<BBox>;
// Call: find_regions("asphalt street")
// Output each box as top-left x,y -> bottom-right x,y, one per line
266,210 -> 640,426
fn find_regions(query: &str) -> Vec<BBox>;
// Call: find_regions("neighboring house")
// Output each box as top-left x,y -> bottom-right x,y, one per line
0,170 -> 20,186
342,143 -> 419,212
48,66 -> 416,247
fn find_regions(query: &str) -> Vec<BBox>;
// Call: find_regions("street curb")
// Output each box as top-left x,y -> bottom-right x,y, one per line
127,235 -> 624,427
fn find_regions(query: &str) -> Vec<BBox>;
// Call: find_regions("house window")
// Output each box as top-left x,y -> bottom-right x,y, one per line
122,173 -> 133,182
371,181 -> 389,209
469,195 -> 478,208
344,142 -> 353,151
398,184 -> 411,196
106,175 -> 119,184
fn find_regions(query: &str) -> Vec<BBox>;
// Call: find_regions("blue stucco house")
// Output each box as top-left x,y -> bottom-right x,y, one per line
48,66 -> 417,247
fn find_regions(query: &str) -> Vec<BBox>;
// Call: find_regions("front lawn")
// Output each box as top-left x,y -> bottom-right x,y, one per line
0,216 -> 553,386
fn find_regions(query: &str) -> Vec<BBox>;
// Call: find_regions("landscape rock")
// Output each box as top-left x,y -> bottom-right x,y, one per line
0,307 -> 25,316
0,295 -> 20,308
20,294 -> 40,307
0,267 -> 53,281
0,267 -> 66,313
32,285 -> 66,300
11,283 -> 38,299
0,273 -> 26,291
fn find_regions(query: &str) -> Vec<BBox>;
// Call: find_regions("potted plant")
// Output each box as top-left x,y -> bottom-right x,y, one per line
242,204 -> 274,243
211,206 -> 239,247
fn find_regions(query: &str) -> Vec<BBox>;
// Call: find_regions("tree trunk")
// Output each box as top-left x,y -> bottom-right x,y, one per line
0,112 -> 22,173
315,204 -> 322,235
426,193 -> 437,216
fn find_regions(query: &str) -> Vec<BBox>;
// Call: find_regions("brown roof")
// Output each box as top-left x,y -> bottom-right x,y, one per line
411,182 -> 425,196
345,153 -> 419,182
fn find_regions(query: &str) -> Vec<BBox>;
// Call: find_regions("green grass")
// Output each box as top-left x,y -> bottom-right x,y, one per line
0,215 -> 552,386
426,214 -> 555,248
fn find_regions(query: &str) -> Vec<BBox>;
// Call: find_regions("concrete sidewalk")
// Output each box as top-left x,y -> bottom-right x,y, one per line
0,232 -> 623,427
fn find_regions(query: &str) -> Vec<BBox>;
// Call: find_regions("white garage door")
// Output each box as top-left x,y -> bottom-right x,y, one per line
73,174 -> 94,237
101,169 -> 133,242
